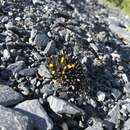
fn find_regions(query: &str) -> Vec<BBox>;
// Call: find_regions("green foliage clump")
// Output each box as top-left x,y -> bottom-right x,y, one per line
99,0 -> 130,16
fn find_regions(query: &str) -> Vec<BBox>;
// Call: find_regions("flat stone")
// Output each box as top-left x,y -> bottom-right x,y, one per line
7,61 -> 26,75
109,24 -> 130,44
30,28 -> 49,49
0,84 -> 24,106
18,68 -> 37,77
47,96 -> 85,116
0,105 -> 33,130
15,99 -> 53,130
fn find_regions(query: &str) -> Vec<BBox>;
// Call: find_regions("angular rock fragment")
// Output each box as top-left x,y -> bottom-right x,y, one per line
0,84 -> 24,106
123,118 -> 130,130
7,61 -> 26,75
0,105 -> 33,130
38,64 -> 52,78
103,104 -> 120,130
29,28 -> 49,49
47,96 -> 85,116
18,68 -> 37,77
15,99 -> 53,130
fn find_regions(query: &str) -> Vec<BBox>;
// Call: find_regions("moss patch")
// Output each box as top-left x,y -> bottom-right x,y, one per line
99,0 -> 130,16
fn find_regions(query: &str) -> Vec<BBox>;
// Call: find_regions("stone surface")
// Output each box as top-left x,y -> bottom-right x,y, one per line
0,84 -> 24,106
15,99 -> 53,130
0,105 -> 33,130
47,96 -> 85,116
7,61 -> 26,75
18,68 -> 37,77
38,64 -> 52,78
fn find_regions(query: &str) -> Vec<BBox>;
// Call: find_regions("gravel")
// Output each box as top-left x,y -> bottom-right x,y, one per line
0,0 -> 130,129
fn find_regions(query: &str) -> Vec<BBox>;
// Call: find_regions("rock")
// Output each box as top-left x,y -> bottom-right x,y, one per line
97,91 -> 106,102
5,21 -> 14,30
15,99 -> 53,130
32,0 -> 44,5
122,73 -> 129,84
18,68 -> 37,77
111,89 -> 122,101
3,49 -> 10,60
7,61 -> 26,75
42,40 -> 57,55
61,122 -> 69,130
0,84 -> 24,106
124,82 -> 130,97
85,126 -> 103,130
0,105 -> 33,130
103,120 -> 115,130
47,96 -> 85,116
30,28 -> 49,49
0,68 -> 12,80
17,82 -> 31,96
123,118 -> 130,130
38,64 -> 52,78
103,104 -> 120,130
40,83 -> 54,98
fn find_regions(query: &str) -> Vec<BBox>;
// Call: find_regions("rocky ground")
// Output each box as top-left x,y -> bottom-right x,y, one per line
0,0 -> 130,130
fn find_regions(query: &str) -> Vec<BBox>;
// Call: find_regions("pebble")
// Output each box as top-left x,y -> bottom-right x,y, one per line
97,91 -> 106,102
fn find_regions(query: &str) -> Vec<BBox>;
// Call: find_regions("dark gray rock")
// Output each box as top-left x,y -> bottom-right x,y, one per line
30,28 -> 49,49
3,49 -> 11,60
42,40 -> 57,55
7,61 -> 26,75
18,68 -> 37,77
0,105 -> 33,130
103,104 -> 120,130
0,84 -> 24,106
15,99 -> 53,130
103,120 -> 115,130
0,68 -> 12,80
47,96 -> 85,116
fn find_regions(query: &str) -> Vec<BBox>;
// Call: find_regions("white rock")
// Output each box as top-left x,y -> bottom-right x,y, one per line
97,91 -> 105,102
3,49 -> 10,60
